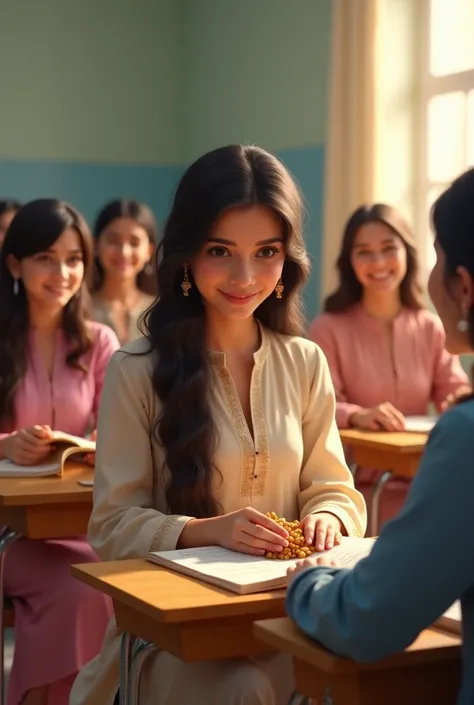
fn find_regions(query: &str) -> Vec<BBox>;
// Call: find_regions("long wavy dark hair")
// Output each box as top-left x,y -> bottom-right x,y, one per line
324,204 -> 425,312
0,199 -> 93,428
433,168 -> 474,349
143,144 -> 310,518
93,199 -> 158,296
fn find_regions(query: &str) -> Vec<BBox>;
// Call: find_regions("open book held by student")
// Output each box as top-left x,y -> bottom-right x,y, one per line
0,431 -> 95,478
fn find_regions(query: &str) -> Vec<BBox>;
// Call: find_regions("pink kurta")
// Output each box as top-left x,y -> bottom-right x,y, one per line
1,321 -> 119,705
308,305 -> 469,525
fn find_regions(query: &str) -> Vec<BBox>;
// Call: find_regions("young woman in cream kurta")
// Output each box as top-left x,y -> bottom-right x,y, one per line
71,145 -> 366,705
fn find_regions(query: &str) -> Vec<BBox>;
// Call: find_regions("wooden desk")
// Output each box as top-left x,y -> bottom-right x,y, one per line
0,462 -> 93,539
73,558 -> 286,662
339,430 -> 426,478
254,617 -> 461,705
0,461 -> 94,705
339,430 -> 427,535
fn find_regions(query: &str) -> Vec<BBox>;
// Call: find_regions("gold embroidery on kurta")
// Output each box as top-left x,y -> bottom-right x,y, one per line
149,515 -> 178,551
212,326 -> 270,498
250,360 -> 269,496
216,365 -> 256,498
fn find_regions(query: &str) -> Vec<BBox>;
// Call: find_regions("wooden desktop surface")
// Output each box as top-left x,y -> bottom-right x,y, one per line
0,461 -> 93,538
254,617 -> 461,704
73,558 -> 286,661
339,429 -> 427,478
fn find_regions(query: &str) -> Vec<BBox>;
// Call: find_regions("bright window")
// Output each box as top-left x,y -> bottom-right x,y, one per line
418,0 -> 474,272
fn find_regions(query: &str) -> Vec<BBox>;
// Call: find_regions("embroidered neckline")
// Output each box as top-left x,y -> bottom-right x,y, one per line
212,322 -> 270,498
208,321 -> 269,369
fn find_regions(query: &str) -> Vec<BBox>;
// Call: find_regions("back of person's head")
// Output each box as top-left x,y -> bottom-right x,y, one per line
429,168 -> 474,356
324,204 -> 424,312
144,144 -> 310,519
93,199 -> 158,296
0,199 -> 22,246
0,199 -> 93,426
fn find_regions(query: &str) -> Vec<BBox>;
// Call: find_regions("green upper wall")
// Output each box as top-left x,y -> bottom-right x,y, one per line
0,0 -> 332,314
0,0 -> 331,165
181,0 -> 331,160
0,0 -> 182,164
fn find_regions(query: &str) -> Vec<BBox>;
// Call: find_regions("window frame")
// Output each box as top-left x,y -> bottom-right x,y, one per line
416,0 -> 474,277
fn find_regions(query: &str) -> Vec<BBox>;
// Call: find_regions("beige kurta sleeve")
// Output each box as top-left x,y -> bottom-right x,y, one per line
298,344 -> 367,537
88,347 -> 194,560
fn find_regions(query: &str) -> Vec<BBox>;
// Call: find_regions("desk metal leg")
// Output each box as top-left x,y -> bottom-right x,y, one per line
369,470 -> 393,536
129,640 -> 155,705
0,528 -> 20,705
350,463 -> 360,481
120,632 -> 136,705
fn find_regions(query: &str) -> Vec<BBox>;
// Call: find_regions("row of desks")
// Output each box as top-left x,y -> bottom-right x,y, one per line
0,429 -> 427,539
0,431 -> 445,704
73,557 -> 461,705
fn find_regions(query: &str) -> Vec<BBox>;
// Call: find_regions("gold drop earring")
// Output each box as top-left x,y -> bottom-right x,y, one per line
181,264 -> 192,296
274,278 -> 284,299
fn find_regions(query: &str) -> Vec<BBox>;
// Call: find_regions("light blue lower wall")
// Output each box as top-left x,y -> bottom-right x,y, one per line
0,145 -> 324,318
0,160 -> 183,228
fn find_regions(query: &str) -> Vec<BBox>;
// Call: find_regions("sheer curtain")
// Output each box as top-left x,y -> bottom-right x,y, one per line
321,0 -> 382,299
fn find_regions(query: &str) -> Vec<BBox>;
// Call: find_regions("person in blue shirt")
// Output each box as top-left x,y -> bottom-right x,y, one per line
286,167 -> 474,705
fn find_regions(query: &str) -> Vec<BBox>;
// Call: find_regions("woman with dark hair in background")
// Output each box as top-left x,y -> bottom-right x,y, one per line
71,145 -> 366,705
91,199 -> 158,343
308,204 -> 469,527
0,199 -> 21,248
0,199 -> 119,705
287,168 -> 474,705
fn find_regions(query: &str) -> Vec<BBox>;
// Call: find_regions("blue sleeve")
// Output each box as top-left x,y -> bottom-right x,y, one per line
286,404 -> 474,662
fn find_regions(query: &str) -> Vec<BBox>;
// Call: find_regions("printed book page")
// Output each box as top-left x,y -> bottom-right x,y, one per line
436,601 -> 461,634
148,537 -> 376,591
404,416 -> 437,433
0,453 -> 63,477
0,433 -> 94,478
49,431 -> 95,451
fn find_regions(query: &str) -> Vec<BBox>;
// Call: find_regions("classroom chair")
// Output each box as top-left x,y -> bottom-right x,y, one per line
117,634 -> 311,705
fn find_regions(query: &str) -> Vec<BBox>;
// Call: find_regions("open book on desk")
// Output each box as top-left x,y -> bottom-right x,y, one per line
147,536 -> 376,595
404,415 -> 437,433
0,431 -> 95,478
435,601 -> 461,635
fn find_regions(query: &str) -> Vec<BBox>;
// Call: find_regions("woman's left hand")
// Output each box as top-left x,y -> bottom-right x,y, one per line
287,555 -> 340,586
299,512 -> 343,551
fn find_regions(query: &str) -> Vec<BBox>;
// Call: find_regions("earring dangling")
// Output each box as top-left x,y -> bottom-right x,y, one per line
144,261 -> 153,276
181,264 -> 192,296
274,278 -> 284,299
457,317 -> 469,332
13,278 -> 19,296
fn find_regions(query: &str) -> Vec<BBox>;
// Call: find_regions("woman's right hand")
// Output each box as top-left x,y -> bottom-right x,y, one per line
2,425 -> 54,466
350,403 -> 405,431
217,507 -> 290,556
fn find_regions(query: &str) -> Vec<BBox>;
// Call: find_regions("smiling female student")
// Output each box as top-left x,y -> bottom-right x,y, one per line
71,145 -> 366,705
0,200 -> 119,705
287,167 -> 474,705
308,204 -> 469,525
91,199 -> 158,344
